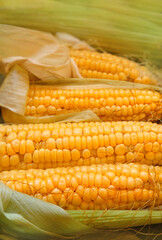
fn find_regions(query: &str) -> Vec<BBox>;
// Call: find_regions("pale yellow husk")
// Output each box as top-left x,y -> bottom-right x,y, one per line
0,24 -> 95,80
1,109 -> 100,124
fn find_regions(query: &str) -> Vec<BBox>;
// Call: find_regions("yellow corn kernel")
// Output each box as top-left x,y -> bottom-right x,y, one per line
0,163 -> 161,210
20,86 -> 162,122
0,122 -> 161,171
70,50 -> 157,85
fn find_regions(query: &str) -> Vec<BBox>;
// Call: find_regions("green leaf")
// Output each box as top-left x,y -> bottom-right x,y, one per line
68,209 -> 162,229
0,183 -> 91,239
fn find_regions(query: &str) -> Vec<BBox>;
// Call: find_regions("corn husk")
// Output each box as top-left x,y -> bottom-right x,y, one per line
0,182 -> 162,240
1,108 -> 101,124
0,65 -> 161,123
0,24 -> 83,80
0,66 -> 29,115
0,0 -> 162,69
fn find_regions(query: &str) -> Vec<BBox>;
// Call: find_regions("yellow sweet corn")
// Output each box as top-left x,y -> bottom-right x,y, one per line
0,163 -> 161,210
70,50 -> 157,85
24,86 -> 162,122
0,121 -> 161,171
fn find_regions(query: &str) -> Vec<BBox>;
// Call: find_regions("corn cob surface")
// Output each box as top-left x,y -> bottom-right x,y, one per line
0,121 -> 161,171
24,86 -> 162,122
70,50 -> 157,85
0,164 -> 161,210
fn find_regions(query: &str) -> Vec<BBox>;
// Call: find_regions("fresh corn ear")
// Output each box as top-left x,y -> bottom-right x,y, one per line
2,83 -> 161,123
0,163 -> 162,210
70,50 -> 157,85
0,121 -> 161,172
24,85 -> 161,121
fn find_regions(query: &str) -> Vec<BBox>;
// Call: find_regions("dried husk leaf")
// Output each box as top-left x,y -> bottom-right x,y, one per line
0,65 -> 29,115
1,109 -> 101,124
56,32 -> 94,50
0,24 -> 81,79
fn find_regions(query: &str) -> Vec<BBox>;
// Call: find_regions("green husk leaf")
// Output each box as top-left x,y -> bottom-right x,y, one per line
0,182 -> 161,240
0,183 -> 92,239
68,209 -> 162,229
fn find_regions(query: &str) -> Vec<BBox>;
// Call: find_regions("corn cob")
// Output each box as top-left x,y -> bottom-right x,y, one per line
24,86 -> 162,121
0,164 -> 161,210
0,121 -> 161,171
70,50 -> 157,85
